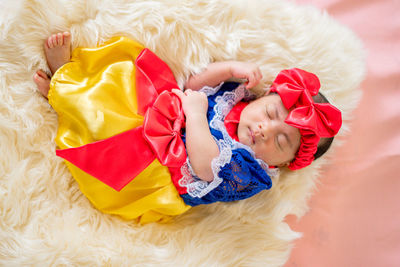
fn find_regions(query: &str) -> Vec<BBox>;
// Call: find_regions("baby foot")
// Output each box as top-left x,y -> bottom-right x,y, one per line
44,32 -> 71,75
33,70 -> 51,98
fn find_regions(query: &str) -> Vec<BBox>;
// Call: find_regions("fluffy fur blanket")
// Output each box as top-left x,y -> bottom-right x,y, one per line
0,0 -> 364,266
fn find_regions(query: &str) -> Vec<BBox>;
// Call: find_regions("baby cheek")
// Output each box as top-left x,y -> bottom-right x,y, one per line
255,144 -> 276,164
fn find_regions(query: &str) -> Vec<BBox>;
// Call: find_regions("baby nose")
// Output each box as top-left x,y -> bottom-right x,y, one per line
256,121 -> 277,139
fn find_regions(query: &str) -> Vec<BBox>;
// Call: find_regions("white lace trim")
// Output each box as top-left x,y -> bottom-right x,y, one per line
198,82 -> 224,96
179,83 -> 279,198
178,158 -> 216,198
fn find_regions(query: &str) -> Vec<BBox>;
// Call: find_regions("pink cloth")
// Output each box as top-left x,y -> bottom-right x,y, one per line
285,0 -> 400,267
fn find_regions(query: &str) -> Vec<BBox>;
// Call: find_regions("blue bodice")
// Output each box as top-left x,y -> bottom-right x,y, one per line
179,82 -> 275,206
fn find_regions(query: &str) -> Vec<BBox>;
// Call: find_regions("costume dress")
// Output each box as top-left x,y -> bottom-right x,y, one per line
49,37 -> 275,224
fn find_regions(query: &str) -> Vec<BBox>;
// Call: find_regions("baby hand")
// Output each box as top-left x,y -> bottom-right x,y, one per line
229,61 -> 263,89
172,89 -> 208,117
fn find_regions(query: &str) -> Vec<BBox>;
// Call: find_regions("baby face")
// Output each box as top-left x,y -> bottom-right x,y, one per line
237,93 -> 301,166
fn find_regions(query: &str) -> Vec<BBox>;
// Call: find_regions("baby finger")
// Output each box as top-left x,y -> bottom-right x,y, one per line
246,73 -> 257,89
256,68 -> 263,81
172,88 -> 185,99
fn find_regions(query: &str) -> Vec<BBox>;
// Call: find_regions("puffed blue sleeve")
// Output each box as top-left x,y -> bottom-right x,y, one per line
180,148 -> 272,206
179,81 -> 275,206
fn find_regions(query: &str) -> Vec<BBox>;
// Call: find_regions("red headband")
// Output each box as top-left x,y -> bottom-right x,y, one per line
270,68 -> 342,170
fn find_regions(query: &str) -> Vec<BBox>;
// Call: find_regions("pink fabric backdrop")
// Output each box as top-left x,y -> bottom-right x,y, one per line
285,0 -> 400,266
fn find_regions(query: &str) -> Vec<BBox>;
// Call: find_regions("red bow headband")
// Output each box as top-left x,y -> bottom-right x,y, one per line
270,68 -> 342,170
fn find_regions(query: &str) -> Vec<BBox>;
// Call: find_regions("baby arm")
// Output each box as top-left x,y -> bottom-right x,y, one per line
172,89 -> 218,182
184,61 -> 262,91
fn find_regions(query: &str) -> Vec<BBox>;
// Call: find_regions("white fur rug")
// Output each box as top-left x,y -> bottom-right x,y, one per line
0,0 -> 365,266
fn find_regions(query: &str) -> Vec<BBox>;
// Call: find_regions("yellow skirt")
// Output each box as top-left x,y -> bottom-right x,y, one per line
48,37 -> 190,224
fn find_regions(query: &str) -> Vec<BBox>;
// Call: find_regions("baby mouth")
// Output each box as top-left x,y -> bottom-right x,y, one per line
249,128 -> 255,145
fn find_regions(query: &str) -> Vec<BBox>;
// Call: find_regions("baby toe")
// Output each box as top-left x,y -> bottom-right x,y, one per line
37,70 -> 49,79
51,34 -> 58,47
57,33 -> 63,46
33,73 -> 44,85
63,32 -> 71,45
46,36 -> 53,49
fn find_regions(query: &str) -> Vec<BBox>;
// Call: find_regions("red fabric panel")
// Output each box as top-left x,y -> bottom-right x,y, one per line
56,127 -> 155,191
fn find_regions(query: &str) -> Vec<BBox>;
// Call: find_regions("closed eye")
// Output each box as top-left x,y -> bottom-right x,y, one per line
266,105 -> 277,119
276,133 -> 291,151
275,136 -> 283,151
265,107 -> 272,119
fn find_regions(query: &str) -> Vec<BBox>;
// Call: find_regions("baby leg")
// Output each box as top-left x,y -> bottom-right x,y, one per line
44,32 -> 71,75
33,70 -> 50,98
34,32 -> 71,98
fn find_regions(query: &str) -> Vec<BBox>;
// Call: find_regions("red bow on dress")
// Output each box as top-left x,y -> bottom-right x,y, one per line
143,90 -> 186,167
56,48 -> 187,192
270,68 -> 342,170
